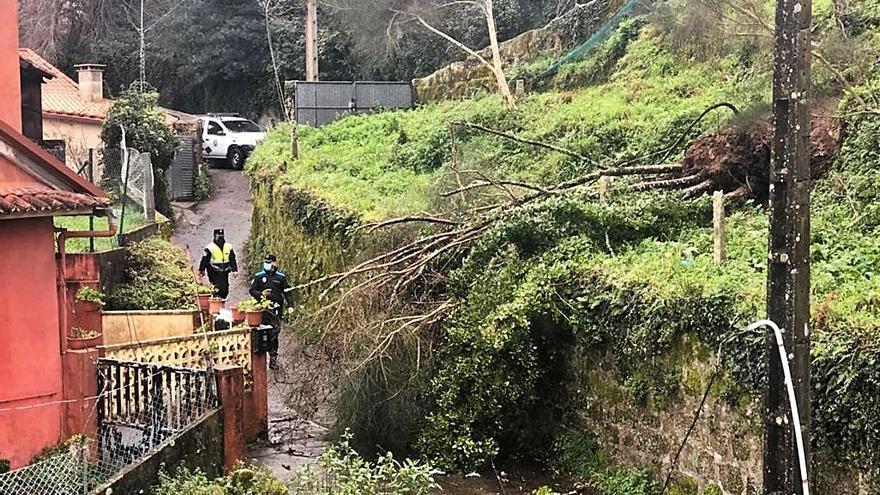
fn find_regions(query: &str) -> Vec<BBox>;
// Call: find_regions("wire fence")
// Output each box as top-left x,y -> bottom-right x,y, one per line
98,146 -> 151,214
0,360 -> 218,495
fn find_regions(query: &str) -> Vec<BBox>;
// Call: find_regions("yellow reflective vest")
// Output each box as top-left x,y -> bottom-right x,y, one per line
206,242 -> 233,270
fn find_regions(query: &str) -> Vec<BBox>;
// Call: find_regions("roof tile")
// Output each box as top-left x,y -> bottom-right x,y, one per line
0,187 -> 110,216
19,48 -> 111,121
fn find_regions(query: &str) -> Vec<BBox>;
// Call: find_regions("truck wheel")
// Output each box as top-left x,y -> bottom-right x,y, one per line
228,147 -> 245,170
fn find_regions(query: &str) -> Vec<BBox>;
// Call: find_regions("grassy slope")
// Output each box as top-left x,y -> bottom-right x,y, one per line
248,27 -> 765,222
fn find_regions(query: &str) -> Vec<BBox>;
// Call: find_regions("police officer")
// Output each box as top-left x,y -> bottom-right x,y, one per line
198,228 -> 238,299
249,254 -> 295,369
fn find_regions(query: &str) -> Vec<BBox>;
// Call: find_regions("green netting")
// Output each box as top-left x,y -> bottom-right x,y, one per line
535,0 -> 643,80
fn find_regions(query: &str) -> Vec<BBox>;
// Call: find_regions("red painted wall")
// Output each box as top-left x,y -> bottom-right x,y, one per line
0,153 -> 43,187
0,0 -> 22,131
0,218 -> 64,468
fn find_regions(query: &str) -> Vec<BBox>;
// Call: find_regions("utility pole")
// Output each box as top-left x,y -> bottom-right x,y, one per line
305,0 -> 318,81
765,0 -> 812,491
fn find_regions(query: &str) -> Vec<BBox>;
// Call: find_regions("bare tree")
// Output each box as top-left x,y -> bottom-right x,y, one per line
257,0 -> 296,120
394,0 -> 518,109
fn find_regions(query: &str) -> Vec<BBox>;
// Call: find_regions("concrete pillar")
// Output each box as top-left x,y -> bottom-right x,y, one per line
62,348 -> 100,440
142,152 -> 156,223
215,365 -> 245,473
248,336 -> 269,442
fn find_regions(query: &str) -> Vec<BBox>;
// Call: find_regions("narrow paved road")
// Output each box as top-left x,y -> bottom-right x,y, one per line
172,168 -> 327,484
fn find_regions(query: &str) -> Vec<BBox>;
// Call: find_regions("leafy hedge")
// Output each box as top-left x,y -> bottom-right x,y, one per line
108,238 -> 198,311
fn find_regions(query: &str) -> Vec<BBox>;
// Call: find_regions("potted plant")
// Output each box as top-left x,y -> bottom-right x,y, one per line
196,284 -> 215,311
75,287 -> 105,311
238,297 -> 272,327
68,327 -> 101,350
231,305 -> 245,323
209,296 -> 225,314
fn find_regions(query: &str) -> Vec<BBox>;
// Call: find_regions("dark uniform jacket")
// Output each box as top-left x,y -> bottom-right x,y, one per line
249,269 -> 294,310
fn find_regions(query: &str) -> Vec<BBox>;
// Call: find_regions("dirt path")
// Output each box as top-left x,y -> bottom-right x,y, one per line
171,168 -> 327,484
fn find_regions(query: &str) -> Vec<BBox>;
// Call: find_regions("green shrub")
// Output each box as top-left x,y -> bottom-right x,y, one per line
101,83 -> 179,218
290,432 -> 440,495
592,469 -> 659,495
194,163 -> 214,201
152,466 -> 288,495
108,238 -> 198,310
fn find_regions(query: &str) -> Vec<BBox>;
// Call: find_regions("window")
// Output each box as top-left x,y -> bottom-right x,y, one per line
206,121 -> 224,135
223,120 -> 263,133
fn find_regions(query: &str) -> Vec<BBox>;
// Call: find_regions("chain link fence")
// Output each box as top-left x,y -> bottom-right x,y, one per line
98,146 -> 153,213
0,360 -> 218,495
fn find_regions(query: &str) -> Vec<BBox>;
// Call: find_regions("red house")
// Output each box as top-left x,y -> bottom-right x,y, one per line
0,0 -> 111,469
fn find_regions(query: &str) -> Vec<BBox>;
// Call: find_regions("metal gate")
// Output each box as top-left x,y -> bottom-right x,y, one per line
291,81 -> 414,127
96,359 -> 217,464
169,138 -> 196,200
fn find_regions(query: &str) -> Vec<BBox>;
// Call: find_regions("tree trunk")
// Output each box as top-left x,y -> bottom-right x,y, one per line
484,0 -> 517,110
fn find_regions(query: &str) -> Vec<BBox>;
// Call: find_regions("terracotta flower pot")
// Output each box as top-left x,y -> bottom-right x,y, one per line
231,306 -> 245,323
197,294 -> 211,311
68,333 -> 102,350
245,310 -> 263,327
209,297 -> 225,314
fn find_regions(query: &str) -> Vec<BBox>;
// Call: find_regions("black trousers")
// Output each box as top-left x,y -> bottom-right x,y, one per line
208,270 -> 230,299
263,309 -> 282,355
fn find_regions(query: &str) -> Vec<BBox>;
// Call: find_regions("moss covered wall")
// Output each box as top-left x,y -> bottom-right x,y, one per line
247,174 -> 360,307
571,338 -> 871,495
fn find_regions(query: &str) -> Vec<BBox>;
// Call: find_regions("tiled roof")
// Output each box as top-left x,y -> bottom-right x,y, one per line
18,48 -> 111,121
0,187 -> 109,216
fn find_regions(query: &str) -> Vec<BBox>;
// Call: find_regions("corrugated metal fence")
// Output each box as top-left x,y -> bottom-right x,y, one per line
290,81 -> 413,127
169,138 -> 196,200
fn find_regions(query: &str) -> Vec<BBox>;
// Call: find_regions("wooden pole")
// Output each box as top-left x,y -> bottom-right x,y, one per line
713,191 -> 725,264
765,0 -> 812,490
598,176 -> 611,203
305,0 -> 318,81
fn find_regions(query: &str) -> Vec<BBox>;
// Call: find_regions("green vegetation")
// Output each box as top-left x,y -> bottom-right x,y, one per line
100,83 -> 179,218
53,206 -> 145,253
107,238 -> 198,311
247,28 -> 760,222
74,287 -> 105,306
245,0 -> 880,490
237,298 -> 273,312
151,436 -> 438,495
152,466 -> 288,495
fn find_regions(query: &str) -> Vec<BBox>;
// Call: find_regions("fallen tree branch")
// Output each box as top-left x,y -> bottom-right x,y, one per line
452,121 -> 597,165
360,216 -> 461,233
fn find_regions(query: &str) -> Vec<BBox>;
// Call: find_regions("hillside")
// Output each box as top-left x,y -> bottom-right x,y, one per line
246,1 -> 880,492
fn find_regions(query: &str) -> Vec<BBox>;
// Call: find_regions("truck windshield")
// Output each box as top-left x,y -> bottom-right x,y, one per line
224,120 -> 263,133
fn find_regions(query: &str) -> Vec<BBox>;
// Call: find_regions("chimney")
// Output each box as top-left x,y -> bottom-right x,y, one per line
75,64 -> 106,103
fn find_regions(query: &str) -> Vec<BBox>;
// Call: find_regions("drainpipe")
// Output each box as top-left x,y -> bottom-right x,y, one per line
56,208 -> 119,353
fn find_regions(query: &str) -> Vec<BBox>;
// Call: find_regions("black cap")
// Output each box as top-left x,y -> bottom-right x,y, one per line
214,229 -> 225,236
264,254 -> 277,262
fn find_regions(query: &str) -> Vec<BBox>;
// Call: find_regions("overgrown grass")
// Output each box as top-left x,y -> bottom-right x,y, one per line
248,27 -> 767,223
53,206 -> 146,253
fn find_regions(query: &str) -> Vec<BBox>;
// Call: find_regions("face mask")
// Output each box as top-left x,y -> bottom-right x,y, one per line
216,236 -> 225,244
263,262 -> 273,272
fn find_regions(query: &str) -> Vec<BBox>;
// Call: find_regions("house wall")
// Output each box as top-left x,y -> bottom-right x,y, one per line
0,0 -> 22,131
43,116 -> 103,173
0,217 -> 64,469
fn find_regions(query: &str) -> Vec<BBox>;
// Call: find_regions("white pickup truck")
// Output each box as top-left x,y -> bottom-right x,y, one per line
199,114 -> 267,169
